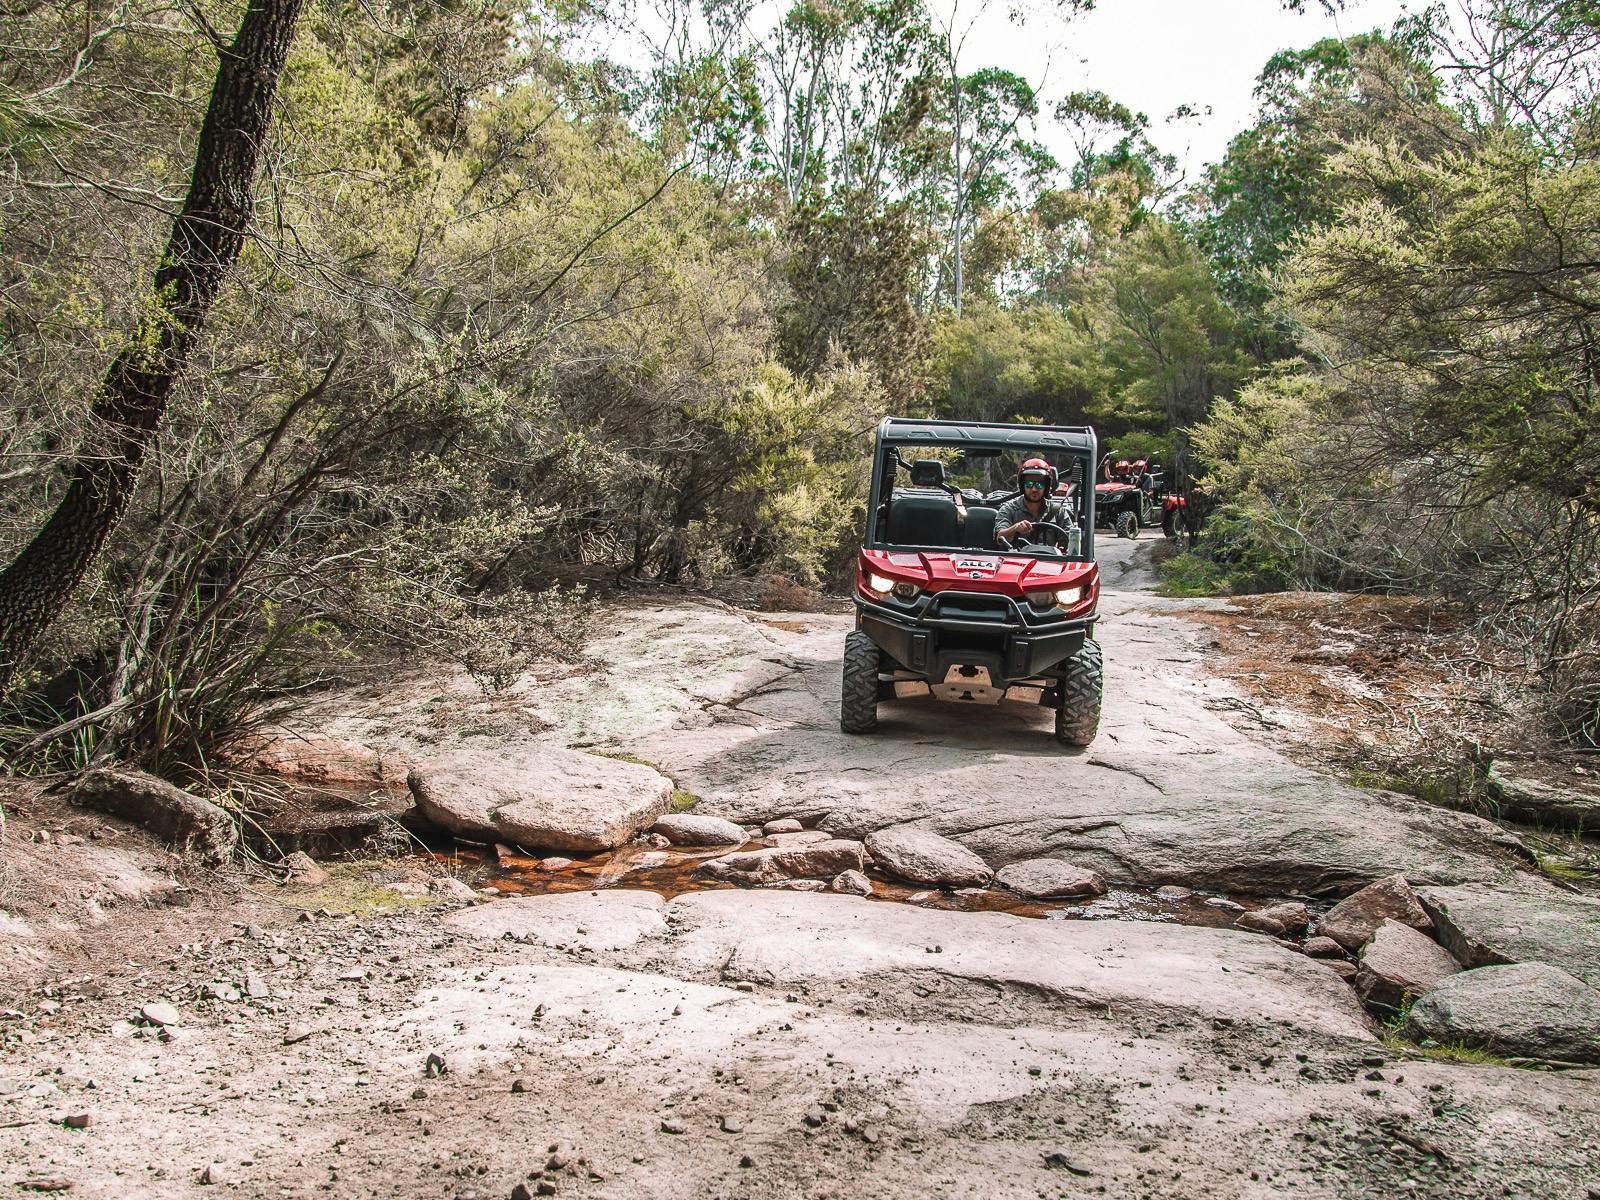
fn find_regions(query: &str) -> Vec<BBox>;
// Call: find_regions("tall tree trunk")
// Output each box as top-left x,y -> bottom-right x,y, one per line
0,0 -> 305,692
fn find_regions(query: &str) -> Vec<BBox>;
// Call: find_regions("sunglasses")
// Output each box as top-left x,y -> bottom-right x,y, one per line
1021,478 -> 1048,489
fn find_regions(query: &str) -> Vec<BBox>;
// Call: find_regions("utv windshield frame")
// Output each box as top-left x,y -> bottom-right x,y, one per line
865,417 -> 1098,561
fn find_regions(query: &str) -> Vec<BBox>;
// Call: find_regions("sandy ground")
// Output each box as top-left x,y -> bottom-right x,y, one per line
2,538 -> 1598,1199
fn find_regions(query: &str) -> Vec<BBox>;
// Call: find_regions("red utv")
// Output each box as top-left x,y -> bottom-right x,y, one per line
842,417 -> 1102,746
1094,456 -> 1191,539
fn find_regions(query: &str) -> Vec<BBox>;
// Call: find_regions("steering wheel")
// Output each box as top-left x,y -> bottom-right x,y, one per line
1012,520 -> 1073,546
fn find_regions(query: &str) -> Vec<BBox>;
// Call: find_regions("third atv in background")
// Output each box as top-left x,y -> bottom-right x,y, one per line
1092,455 -> 1192,539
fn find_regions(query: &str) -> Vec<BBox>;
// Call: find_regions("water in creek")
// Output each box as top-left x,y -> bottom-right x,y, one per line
428,837 -> 1290,929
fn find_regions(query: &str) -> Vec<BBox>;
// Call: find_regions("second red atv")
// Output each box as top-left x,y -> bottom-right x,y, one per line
842,417 -> 1102,746
1094,456 -> 1192,539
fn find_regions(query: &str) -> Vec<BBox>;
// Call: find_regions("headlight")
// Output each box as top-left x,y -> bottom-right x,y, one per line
866,572 -> 894,594
1025,590 -> 1055,608
892,581 -> 920,601
1055,585 -> 1084,607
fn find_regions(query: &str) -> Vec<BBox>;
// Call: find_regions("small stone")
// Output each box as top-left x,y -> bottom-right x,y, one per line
1203,898 -> 1245,912
511,1184 -> 534,1200
281,851 -> 329,886
739,1155 -> 755,1169
199,1163 -> 225,1185
763,819 -> 803,835
804,1107 -> 825,1127
62,1113 -> 90,1129
1155,885 -> 1194,901
424,1052 -> 447,1077
244,972 -> 269,999
720,1116 -> 743,1133
412,1088 -> 427,1100
139,1002 -> 179,1028
1257,901 -> 1311,932
283,1024 -> 314,1045
830,869 -> 873,897
536,1184 -> 557,1197
995,859 -> 1106,899
17,1182 -> 74,1194
660,1118 -> 686,1134
511,1078 -> 528,1094
1302,936 -> 1344,958
538,857 -> 574,872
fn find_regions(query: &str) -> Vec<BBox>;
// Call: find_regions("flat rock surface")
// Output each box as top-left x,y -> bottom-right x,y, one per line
443,890 -> 668,951
408,745 -> 672,852
1417,882 -> 1600,987
1405,962 -> 1600,1064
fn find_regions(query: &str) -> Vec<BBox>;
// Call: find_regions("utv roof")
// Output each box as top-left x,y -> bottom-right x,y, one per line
877,417 -> 1097,454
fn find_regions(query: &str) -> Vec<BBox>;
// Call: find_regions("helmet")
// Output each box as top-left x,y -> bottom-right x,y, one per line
1018,457 -> 1057,490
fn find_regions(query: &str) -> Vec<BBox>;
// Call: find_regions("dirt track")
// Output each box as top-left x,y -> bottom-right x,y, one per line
3,538 -> 1598,1199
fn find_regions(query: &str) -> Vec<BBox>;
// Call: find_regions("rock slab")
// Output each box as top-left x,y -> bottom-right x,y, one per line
1417,883 -> 1600,988
1318,874 -> 1431,952
1354,919 -> 1459,1010
865,828 -> 992,888
1405,962 -> 1600,1064
994,859 -> 1106,899
71,768 -> 236,863
408,747 -> 672,852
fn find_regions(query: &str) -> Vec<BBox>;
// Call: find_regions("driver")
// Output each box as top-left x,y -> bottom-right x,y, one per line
996,458 -> 1078,551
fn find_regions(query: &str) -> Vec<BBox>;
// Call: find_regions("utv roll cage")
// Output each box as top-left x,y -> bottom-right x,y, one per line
865,417 -> 1099,559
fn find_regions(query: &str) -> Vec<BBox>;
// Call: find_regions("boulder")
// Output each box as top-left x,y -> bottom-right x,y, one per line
1404,962 -> 1600,1063
864,828 -> 992,889
830,869 -> 874,897
651,814 -> 747,847
699,840 -> 866,886
762,819 -> 803,835
229,726 -> 401,786
994,859 -> 1106,900
1417,883 -> 1600,988
1486,761 -> 1600,832
280,851 -> 329,887
1354,919 -> 1460,1010
70,768 -> 236,863
407,747 -> 672,853
1318,875 -> 1431,952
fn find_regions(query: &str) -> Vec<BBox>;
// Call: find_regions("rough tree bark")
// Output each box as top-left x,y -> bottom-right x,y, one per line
0,0 -> 305,692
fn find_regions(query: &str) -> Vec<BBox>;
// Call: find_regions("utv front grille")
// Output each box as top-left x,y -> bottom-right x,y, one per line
927,592 -> 1018,626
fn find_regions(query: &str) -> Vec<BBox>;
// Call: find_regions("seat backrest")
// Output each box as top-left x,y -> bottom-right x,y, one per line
887,494 -> 959,547
961,506 -> 997,549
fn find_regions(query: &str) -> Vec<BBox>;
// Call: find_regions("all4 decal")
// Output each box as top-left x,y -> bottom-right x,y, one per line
953,557 -> 999,575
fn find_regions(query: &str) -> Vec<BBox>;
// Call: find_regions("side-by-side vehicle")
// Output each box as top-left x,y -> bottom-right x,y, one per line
842,417 -> 1103,746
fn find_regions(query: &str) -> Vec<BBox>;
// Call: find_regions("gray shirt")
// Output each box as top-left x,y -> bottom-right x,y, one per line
995,494 -> 1078,551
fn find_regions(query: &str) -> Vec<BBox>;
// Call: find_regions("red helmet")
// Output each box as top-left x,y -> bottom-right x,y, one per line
1018,457 -> 1057,490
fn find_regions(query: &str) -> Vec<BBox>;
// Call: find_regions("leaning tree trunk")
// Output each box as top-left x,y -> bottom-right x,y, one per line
0,0 -> 305,693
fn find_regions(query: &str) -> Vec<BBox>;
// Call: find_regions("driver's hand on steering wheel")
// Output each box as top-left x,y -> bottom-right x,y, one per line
1011,519 -> 1034,537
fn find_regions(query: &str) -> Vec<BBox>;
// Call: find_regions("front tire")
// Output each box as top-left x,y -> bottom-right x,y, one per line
1055,638 -> 1103,746
1115,510 -> 1138,539
841,631 -> 881,733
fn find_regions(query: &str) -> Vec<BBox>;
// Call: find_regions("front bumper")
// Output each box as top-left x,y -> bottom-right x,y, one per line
855,593 -> 1094,685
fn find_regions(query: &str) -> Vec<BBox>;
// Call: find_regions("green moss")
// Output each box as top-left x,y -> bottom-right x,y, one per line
598,751 -> 698,812
670,788 -> 699,813
287,866 -> 442,916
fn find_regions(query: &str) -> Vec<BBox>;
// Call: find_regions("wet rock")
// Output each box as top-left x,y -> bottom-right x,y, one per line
538,857 -> 574,872
699,840 -> 865,886
1486,761 -> 1600,832
281,852 -> 329,887
1404,962 -> 1600,1063
651,814 -> 747,847
1417,883 -> 1600,987
830,869 -> 874,897
1204,897 -> 1244,912
763,819 -> 803,835
70,769 -> 236,864
864,828 -> 991,888
1318,875 -> 1431,952
1235,911 -> 1286,936
1354,919 -> 1460,1010
139,1002 -> 180,1028
1303,936 -> 1344,958
760,879 -> 829,892
1256,901 -> 1310,932
1155,885 -> 1194,901
994,859 -> 1106,899
408,746 -> 672,853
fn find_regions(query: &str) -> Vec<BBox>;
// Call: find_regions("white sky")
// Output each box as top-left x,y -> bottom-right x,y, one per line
953,0 -> 1418,181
